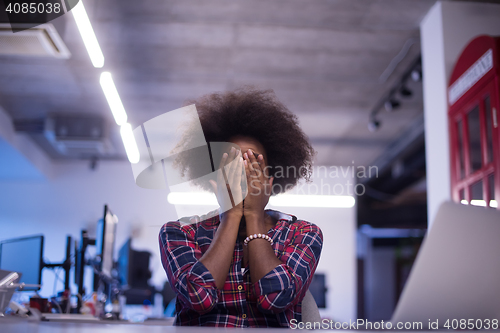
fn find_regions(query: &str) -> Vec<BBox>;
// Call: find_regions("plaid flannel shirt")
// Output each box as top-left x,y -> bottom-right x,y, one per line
159,209 -> 323,327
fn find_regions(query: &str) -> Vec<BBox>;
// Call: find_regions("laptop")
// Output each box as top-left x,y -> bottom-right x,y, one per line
391,201 -> 500,328
0,269 -> 22,315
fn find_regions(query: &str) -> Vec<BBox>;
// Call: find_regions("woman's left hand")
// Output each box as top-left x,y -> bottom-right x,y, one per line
242,149 -> 273,218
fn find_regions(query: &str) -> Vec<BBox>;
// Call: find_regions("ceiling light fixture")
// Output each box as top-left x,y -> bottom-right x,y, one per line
166,192 -> 355,208
368,118 -> 381,132
384,99 -> 401,112
411,69 -> 422,82
400,85 -> 413,98
269,194 -> 355,208
368,56 -> 421,130
120,123 -> 140,164
72,1 -> 105,68
167,192 -> 218,206
100,72 -> 127,126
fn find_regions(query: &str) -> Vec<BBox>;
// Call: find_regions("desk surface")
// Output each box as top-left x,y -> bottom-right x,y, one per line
0,318 -> 282,332
1,317 -> 499,332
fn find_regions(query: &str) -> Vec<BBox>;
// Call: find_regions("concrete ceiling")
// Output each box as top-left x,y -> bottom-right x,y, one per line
0,0 -> 439,167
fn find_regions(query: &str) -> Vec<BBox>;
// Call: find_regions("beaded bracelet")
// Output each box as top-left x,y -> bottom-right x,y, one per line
243,233 -> 274,246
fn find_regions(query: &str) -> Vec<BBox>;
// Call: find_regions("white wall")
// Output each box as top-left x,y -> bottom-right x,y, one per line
0,161 -> 172,297
0,159 -> 356,321
269,166 -> 357,322
420,1 -> 500,227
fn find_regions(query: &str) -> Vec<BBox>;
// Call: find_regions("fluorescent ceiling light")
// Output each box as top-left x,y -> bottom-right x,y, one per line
120,123 -> 140,164
100,72 -> 127,126
168,192 -> 218,206
167,192 -> 355,208
72,1 -> 104,68
269,194 -> 355,208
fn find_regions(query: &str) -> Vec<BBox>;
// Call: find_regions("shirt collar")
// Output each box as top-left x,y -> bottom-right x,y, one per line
265,209 -> 297,223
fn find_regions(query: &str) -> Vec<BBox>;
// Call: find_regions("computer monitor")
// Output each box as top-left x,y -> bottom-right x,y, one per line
118,238 -> 152,289
95,205 -> 118,279
117,238 -> 131,286
117,238 -> 154,305
308,273 -> 326,308
0,235 -> 44,291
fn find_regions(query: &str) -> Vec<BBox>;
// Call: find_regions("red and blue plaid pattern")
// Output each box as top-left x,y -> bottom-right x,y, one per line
159,210 -> 323,327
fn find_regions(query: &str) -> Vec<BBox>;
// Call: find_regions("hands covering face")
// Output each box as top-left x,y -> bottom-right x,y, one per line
242,149 -> 274,218
209,147 -> 246,219
208,147 -> 273,219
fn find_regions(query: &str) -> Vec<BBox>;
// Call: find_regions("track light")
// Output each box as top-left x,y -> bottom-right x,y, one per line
411,69 -> 422,82
400,85 -> 412,98
368,56 -> 421,133
368,118 -> 381,132
384,99 -> 400,112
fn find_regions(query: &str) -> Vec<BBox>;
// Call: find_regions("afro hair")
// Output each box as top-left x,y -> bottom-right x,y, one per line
172,87 -> 315,195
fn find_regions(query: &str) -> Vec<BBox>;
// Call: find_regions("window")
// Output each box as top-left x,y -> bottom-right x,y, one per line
449,81 -> 498,210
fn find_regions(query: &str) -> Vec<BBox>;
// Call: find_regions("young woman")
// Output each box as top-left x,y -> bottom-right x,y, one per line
159,88 -> 323,327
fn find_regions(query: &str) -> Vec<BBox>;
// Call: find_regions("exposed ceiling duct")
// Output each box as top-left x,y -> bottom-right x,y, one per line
0,23 -> 70,58
14,115 -> 116,158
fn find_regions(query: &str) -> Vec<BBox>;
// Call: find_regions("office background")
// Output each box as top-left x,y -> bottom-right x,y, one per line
1,0 -> 500,323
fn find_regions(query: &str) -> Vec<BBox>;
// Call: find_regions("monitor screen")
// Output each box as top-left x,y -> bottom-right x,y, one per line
117,239 -> 152,291
96,205 -> 118,279
308,273 -> 326,308
0,235 -> 44,291
118,238 -> 131,286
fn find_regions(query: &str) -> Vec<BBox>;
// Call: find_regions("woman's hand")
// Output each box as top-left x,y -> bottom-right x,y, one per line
202,147 -> 247,289
209,147 -> 245,221
243,149 -> 273,219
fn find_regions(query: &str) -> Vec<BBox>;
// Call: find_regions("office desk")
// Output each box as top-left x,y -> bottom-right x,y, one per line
0,317 -> 294,333
2,317 -> 498,332
0,317 -> 177,333
0,318 -> 301,333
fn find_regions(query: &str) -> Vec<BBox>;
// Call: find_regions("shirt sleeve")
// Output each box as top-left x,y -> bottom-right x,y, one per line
159,221 -> 218,314
254,222 -> 323,314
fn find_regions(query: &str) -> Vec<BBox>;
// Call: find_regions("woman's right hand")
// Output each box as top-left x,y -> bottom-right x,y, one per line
209,147 -> 245,221
201,147 -> 246,289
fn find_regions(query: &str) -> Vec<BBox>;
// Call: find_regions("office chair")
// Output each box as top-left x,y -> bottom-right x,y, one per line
301,289 -> 322,323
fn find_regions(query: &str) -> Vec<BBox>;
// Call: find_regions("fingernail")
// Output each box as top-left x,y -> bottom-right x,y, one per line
230,147 -> 235,153
223,153 -> 228,158
243,153 -> 248,160
258,155 -> 263,161
248,149 -> 252,155
244,160 -> 247,166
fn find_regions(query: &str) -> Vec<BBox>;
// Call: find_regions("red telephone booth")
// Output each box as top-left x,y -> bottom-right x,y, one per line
448,35 -> 500,209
